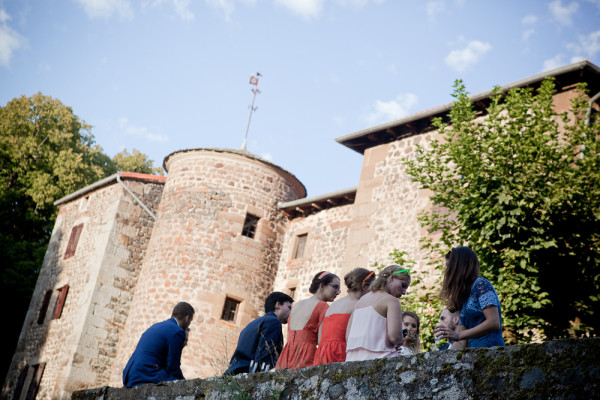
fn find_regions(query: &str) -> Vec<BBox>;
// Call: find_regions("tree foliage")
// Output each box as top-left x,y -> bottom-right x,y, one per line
113,148 -> 164,175
403,78 -> 600,343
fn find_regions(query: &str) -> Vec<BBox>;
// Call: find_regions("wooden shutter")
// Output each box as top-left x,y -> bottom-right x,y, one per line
37,290 -> 52,325
64,224 -> 83,259
52,284 -> 69,320
25,362 -> 45,400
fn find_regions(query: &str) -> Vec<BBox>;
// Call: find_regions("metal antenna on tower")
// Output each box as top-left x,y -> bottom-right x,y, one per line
242,72 -> 262,151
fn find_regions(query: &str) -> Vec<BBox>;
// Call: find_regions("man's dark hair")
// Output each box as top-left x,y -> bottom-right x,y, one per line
172,302 -> 195,320
264,292 -> 294,313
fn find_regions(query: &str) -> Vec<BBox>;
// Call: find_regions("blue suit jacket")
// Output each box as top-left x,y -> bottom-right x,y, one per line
225,312 -> 283,375
122,318 -> 186,387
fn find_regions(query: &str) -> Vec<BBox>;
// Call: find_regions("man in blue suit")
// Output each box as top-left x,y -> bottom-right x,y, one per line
225,292 -> 293,375
123,302 -> 195,387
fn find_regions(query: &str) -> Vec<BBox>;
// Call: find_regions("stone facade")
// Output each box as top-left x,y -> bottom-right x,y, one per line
3,60 -> 599,400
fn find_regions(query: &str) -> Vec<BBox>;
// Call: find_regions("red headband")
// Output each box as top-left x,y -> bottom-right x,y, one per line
318,271 -> 330,279
362,271 -> 375,286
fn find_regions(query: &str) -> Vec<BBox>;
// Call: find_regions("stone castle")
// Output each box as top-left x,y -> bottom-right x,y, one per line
3,60 -> 599,400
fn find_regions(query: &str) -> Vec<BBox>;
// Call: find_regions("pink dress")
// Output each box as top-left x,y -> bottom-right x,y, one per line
275,301 -> 329,370
345,306 -> 412,361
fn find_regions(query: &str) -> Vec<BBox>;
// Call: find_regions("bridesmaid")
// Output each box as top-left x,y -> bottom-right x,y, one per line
275,271 -> 340,370
314,268 -> 375,365
345,265 -> 412,361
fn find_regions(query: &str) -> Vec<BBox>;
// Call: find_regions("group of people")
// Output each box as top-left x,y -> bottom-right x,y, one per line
121,246 -> 505,387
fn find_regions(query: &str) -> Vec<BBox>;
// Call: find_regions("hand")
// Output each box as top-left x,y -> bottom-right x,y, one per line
433,326 -> 457,341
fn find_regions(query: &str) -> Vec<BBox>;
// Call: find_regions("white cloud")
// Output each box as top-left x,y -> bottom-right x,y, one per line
74,0 -> 134,20
144,0 -> 195,20
260,152 -> 273,161
542,54 -> 564,71
118,117 -> 169,143
333,0 -> 385,8
522,28 -> 535,41
568,30 -> 600,58
549,0 -> 579,26
521,15 -> 538,24
364,93 -> 418,125
205,0 -> 236,20
426,1 -> 445,21
173,0 -> 195,21
0,9 -> 26,67
274,0 -> 324,19
444,40 -> 491,72
571,55 -> 586,63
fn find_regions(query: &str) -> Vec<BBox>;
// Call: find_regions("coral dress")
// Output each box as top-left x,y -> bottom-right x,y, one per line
313,313 -> 351,365
275,301 -> 328,370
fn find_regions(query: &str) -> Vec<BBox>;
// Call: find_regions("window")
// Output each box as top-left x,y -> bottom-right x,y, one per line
13,363 -> 45,400
241,214 -> 259,238
288,287 -> 296,299
37,290 -> 53,325
293,234 -> 308,259
52,284 -> 69,320
25,363 -> 45,400
221,297 -> 241,322
64,223 -> 83,259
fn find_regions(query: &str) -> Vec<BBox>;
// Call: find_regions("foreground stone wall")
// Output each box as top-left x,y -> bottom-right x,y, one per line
73,338 -> 599,400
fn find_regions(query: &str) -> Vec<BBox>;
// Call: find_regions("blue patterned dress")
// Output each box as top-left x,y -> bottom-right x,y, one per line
459,277 -> 505,348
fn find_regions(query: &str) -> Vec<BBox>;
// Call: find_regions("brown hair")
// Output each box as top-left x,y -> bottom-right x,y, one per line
370,265 -> 411,292
344,268 -> 376,292
439,247 -> 480,312
402,311 -> 422,353
309,271 -> 340,294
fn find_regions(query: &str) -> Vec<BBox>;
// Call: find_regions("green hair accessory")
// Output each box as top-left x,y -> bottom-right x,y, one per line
393,268 -> 410,275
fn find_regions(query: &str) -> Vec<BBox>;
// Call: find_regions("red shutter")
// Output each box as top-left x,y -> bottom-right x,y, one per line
25,362 -> 45,400
52,284 -> 69,320
64,224 -> 83,259
37,290 -> 53,325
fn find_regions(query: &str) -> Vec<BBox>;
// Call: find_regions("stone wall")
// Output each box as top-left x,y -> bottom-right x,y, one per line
72,338 -> 600,400
273,203 -> 354,299
2,176 -> 164,400
109,149 -> 306,384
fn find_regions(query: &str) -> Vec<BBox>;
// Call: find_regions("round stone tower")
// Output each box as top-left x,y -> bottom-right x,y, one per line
111,148 -> 306,381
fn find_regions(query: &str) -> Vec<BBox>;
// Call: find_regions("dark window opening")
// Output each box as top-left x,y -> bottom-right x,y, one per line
221,297 -> 241,322
12,366 -> 28,400
288,287 -> 296,299
52,284 -> 69,320
241,214 -> 259,238
25,362 -> 45,400
37,290 -> 53,325
64,223 -> 83,259
293,234 -> 308,259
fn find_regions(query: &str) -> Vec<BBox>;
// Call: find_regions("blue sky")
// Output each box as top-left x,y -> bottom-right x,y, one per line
1,0 -> 599,197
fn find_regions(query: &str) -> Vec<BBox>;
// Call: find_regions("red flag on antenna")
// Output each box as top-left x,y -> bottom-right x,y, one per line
249,75 -> 258,85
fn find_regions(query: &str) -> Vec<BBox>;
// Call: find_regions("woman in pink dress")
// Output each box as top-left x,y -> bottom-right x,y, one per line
275,271 -> 340,370
314,268 -> 376,365
345,265 -> 412,361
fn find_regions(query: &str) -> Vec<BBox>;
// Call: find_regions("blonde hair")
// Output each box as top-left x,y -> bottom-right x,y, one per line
370,265 -> 411,292
402,311 -> 422,353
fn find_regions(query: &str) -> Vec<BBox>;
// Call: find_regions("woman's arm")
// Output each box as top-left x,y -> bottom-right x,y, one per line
449,325 -> 466,349
386,298 -> 404,346
439,306 -> 500,349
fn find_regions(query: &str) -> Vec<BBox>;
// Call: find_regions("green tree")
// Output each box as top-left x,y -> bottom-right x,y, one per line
403,79 -> 600,343
112,148 -> 164,175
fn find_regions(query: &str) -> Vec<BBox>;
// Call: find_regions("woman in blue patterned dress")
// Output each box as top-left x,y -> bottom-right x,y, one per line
434,247 -> 504,348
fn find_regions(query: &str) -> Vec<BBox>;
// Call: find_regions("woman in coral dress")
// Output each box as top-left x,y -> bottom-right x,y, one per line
275,271 -> 340,370
314,268 -> 375,365
345,265 -> 413,361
